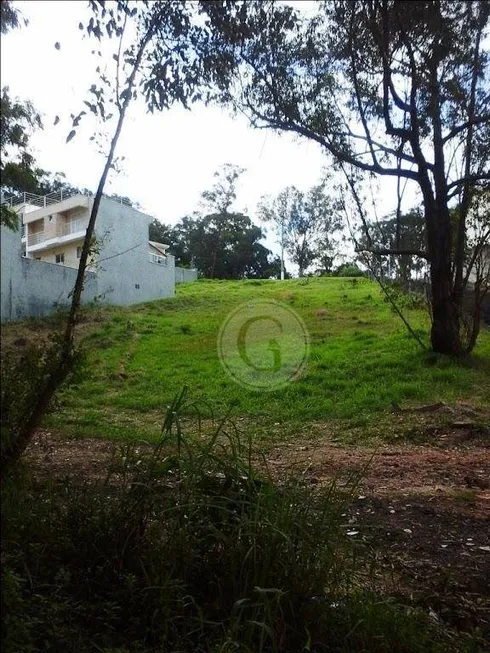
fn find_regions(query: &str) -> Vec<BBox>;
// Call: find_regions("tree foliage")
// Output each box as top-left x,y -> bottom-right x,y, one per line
200,163 -> 245,214
0,88 -> 44,228
206,0 -> 490,354
150,213 -> 282,279
0,0 -> 26,34
149,164 -> 281,279
259,182 -> 342,276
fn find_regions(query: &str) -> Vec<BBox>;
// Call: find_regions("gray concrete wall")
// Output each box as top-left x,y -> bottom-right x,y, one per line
1,224 -> 97,322
1,197 -> 193,323
94,198 -> 175,305
175,267 -> 198,284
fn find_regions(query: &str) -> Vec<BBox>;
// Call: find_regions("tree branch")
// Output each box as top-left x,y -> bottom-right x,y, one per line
442,114 -> 490,144
240,49 -> 420,182
356,246 -> 430,259
378,0 -> 412,139
447,173 -> 490,196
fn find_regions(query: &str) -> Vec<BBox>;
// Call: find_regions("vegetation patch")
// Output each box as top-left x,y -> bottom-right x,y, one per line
2,278 -> 486,443
2,394 -> 469,653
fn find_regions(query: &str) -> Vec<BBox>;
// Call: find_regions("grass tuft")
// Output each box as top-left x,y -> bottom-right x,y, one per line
1,390 -> 456,652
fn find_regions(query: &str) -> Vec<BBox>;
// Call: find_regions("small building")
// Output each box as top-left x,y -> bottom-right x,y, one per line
1,190 -> 197,322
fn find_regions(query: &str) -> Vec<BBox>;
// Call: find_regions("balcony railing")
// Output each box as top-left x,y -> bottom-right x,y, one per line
28,231 -> 45,246
1,189 -> 134,209
26,220 -> 87,247
62,219 -> 87,236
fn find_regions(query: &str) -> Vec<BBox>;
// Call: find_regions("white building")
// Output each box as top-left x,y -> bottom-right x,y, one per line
1,190 -> 196,322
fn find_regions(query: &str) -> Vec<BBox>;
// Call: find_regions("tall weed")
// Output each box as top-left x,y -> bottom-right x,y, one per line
2,389 -> 450,652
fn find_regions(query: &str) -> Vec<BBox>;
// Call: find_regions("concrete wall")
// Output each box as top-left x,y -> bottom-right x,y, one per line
1,225 -> 97,322
1,196 -> 193,323
175,267 -> 198,284
94,198 -> 175,305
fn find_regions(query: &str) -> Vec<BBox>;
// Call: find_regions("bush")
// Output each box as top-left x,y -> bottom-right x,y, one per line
1,390 -> 451,652
332,263 -> 366,277
383,283 -> 428,311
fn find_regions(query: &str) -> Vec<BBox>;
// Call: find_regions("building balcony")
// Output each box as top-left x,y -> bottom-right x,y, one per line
63,219 -> 87,236
28,231 -> 45,246
26,221 -> 88,252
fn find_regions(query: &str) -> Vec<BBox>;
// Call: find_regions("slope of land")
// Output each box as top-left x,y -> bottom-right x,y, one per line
3,277 -> 490,646
5,276 -> 487,442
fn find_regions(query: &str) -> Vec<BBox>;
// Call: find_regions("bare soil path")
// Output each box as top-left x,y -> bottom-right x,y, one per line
26,426 -> 490,642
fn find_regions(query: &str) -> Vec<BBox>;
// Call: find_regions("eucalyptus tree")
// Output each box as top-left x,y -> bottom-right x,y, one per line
199,163 -> 246,277
3,0 -> 252,471
258,182 -> 341,277
206,0 -> 490,355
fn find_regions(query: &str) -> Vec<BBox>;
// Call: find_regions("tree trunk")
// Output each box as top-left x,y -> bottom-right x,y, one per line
429,261 -> 462,355
427,203 -> 463,356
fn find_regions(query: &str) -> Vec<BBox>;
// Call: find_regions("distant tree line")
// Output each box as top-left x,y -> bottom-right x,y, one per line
150,164 -> 284,279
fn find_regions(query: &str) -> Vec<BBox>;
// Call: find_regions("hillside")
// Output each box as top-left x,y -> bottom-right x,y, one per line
35,276 -> 490,442
3,277 -> 490,650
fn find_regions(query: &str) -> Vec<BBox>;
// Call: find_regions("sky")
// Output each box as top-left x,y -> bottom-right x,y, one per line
1,0 -> 408,265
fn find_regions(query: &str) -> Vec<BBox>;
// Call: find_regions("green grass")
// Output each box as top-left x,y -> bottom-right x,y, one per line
1,399 -> 466,653
42,277 -> 490,441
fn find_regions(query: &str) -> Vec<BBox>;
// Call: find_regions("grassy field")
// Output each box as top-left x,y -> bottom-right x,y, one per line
3,277 -> 490,653
40,277 -> 490,441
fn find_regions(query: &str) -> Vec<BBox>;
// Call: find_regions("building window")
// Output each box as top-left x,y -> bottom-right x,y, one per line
150,253 -> 167,265
77,246 -> 82,258
135,284 -> 140,289
55,253 -> 65,264
48,215 -> 53,223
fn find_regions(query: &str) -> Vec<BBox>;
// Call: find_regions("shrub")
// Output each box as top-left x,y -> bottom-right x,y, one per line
1,390 -> 451,652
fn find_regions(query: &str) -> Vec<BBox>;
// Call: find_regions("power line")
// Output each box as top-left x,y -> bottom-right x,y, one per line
97,240 -> 145,264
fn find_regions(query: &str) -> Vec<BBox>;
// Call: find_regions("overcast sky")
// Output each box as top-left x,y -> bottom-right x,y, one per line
1,1 -> 411,264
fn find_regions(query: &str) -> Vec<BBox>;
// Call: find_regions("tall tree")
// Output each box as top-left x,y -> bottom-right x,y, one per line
198,164 -> 245,277
191,211 -> 276,278
207,0 -> 490,355
200,163 -> 245,214
259,182 -> 341,277
2,1 -> 258,471
152,212 -> 281,279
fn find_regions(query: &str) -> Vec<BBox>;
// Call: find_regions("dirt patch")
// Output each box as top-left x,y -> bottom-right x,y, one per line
266,438 -> 490,511
26,430 -> 118,479
25,428 -> 490,642
264,436 -> 490,640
